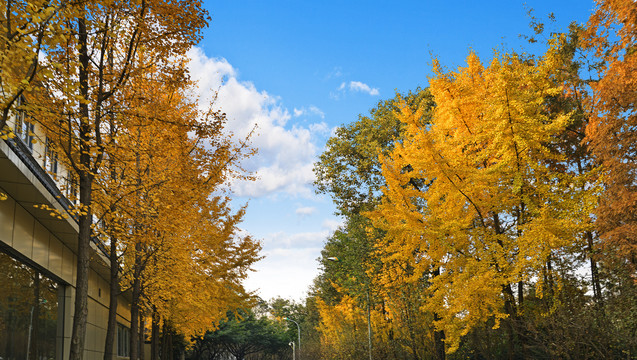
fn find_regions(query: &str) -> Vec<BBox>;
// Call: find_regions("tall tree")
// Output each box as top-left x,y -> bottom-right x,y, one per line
91,55 -> 260,359
369,40 -> 599,354
584,0 -> 637,270
29,1 -> 210,358
313,89 -> 436,359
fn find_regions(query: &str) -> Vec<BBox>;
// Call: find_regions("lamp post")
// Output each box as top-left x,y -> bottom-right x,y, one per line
285,317 -> 301,359
327,256 -> 372,360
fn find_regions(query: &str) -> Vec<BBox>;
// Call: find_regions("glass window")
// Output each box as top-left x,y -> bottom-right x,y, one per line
44,138 -> 58,179
117,323 -> 130,357
13,96 -> 34,152
0,250 -> 62,360
65,174 -> 78,204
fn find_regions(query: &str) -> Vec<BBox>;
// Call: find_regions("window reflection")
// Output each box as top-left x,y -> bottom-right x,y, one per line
0,251 -> 62,360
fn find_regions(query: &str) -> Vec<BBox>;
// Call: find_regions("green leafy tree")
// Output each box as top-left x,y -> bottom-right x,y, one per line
313,89 -> 437,359
314,88 -> 433,216
197,309 -> 289,360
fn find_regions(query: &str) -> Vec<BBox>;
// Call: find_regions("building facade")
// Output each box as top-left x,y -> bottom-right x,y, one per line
0,101 -> 135,359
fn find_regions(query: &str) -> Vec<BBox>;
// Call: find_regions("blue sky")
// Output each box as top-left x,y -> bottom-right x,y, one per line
187,0 -> 596,301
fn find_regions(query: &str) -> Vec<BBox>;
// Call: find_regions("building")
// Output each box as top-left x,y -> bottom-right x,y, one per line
0,98 -> 135,359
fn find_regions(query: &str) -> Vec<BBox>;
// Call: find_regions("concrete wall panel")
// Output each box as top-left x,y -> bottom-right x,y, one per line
33,221 -> 50,267
12,204 -> 34,257
49,236 -> 63,277
0,190 -> 15,246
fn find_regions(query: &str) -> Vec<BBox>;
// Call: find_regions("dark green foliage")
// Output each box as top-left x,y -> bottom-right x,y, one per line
187,308 -> 289,360
313,88 -> 433,216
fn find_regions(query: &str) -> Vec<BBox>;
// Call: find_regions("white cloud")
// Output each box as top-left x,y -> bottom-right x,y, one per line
326,67 -> 343,80
236,162 -> 315,198
244,221 -> 340,300
332,81 -> 380,99
293,105 -> 325,119
309,122 -> 331,135
349,81 -> 380,96
295,206 -> 317,217
244,246 -> 323,301
187,47 -> 324,198
266,229 -> 329,248
322,218 -> 344,233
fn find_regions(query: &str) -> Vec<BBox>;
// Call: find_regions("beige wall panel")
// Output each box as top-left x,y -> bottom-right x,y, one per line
49,236 -> 63,277
72,254 -> 77,285
100,281 -> 110,308
12,204 -> 34,258
96,277 -> 107,306
96,273 -> 106,304
0,190 -> 15,246
88,297 -> 97,326
61,244 -> 74,284
93,325 -> 103,353
88,269 -> 97,299
86,323 -> 96,352
117,297 -> 131,322
101,276 -> 109,303
32,221 -> 50,268
96,327 -> 106,354
96,302 -> 108,329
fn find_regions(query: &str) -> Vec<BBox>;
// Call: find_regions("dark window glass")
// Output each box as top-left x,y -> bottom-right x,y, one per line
117,323 -> 130,357
0,250 -> 62,360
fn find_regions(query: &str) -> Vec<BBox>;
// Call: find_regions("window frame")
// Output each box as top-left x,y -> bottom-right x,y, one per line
44,137 -> 59,179
117,323 -> 130,358
13,95 -> 34,152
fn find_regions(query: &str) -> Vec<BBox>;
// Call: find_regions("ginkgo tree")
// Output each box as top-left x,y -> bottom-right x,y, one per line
369,38 -> 600,355
312,2 -> 635,358
87,53 -> 259,360
583,0 -> 637,271
313,89 -> 437,359
25,1 -> 211,358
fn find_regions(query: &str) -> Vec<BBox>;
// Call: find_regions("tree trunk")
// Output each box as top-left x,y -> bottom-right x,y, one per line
162,322 -> 173,360
70,170 -> 92,360
586,231 -> 603,306
151,311 -> 160,360
432,268 -> 445,360
103,235 -> 119,360
546,255 -> 555,298
29,271 -> 40,360
140,315 -> 145,360
130,246 -> 143,360
502,284 -> 519,360
433,312 -> 446,360
69,13 -> 93,360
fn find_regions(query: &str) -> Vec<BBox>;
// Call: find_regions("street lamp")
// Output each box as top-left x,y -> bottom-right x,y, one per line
289,341 -> 295,360
285,317 -> 301,359
326,256 -> 373,360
